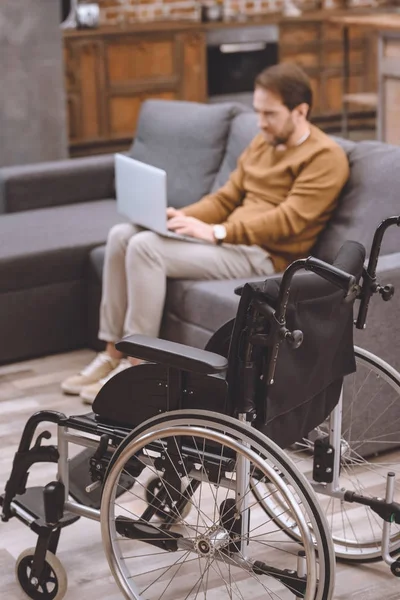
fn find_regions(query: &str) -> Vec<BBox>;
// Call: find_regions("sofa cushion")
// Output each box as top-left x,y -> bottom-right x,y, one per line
88,245 -> 261,345
211,111 -> 260,191
314,139 -> 400,261
164,276 -> 262,335
0,199 -> 123,292
89,245 -> 251,334
130,99 -> 242,208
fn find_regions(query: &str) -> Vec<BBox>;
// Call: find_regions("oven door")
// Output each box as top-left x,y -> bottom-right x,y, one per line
207,41 -> 278,97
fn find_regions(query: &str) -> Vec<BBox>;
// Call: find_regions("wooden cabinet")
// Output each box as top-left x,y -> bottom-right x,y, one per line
378,31 -> 400,144
63,15 -> 378,156
279,18 -> 377,124
63,26 -> 206,157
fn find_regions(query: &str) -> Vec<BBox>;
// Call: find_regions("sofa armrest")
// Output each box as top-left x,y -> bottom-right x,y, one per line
0,154 -> 116,213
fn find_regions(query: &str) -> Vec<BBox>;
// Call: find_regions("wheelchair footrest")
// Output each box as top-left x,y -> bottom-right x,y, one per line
2,487 -> 79,529
253,561 -> 307,597
115,516 -> 182,551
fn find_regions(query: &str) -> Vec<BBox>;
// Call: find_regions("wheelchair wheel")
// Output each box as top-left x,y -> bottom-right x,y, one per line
101,409 -> 335,600
261,346 -> 400,562
15,547 -> 67,600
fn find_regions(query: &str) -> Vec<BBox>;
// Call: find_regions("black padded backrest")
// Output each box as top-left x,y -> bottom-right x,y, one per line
226,241 -> 366,448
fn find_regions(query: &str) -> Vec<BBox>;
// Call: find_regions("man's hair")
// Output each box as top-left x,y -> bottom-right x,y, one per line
255,63 -> 313,118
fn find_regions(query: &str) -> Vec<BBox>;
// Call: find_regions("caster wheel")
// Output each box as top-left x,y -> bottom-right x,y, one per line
16,547 -> 67,600
390,559 -> 400,577
145,476 -> 191,520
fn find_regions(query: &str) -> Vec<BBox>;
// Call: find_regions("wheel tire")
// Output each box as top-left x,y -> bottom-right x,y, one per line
16,547 -> 67,600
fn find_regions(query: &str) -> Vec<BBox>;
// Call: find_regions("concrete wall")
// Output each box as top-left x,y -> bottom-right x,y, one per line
0,1 -> 68,167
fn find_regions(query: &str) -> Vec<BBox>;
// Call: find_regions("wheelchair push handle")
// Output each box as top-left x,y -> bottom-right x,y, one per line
276,255 -> 358,325
356,215 -> 400,329
304,256 -> 357,295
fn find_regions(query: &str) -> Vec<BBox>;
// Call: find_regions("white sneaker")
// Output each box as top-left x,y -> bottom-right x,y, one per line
80,359 -> 133,405
61,352 -> 120,395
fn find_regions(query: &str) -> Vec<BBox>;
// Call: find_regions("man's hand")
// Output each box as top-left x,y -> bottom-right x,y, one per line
167,214 -> 216,243
166,207 -> 184,219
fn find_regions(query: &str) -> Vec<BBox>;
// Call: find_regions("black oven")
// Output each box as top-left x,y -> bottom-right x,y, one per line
207,25 -> 279,106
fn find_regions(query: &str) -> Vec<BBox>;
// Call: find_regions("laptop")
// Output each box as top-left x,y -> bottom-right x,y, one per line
114,154 -> 207,243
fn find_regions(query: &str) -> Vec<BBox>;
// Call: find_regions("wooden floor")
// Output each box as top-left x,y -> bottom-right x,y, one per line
1,349 -> 400,599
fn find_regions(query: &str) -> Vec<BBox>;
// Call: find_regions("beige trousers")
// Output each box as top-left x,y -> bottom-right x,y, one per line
99,223 -> 275,342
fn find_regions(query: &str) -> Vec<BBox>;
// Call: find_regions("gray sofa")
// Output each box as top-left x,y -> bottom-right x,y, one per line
0,99 -> 399,369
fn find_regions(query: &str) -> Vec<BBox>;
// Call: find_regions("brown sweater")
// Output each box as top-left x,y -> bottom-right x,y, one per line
182,124 -> 349,272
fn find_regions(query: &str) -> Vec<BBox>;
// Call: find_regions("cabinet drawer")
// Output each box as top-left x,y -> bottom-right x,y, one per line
321,23 -> 365,42
106,38 -> 176,84
280,51 -> 319,68
279,23 -> 319,46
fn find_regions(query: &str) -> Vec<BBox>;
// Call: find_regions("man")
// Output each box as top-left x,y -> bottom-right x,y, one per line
61,62 -> 349,404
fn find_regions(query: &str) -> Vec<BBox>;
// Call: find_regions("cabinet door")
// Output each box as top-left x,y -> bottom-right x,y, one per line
177,32 -> 206,102
279,22 -> 320,114
319,23 -> 377,114
64,39 -> 106,143
109,91 -> 178,138
105,34 -> 180,138
106,36 -> 177,84
78,40 -> 106,140
63,28 -> 206,154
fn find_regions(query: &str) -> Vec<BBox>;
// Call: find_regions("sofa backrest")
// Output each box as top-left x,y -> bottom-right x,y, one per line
211,111 -> 260,191
314,139 -> 400,261
129,99 -> 244,208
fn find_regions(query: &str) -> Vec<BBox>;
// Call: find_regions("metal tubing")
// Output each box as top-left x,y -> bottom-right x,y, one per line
236,413 -> 251,553
326,390 -> 343,494
57,426 -> 70,500
18,411 -> 65,453
295,550 -> 306,600
310,483 -> 346,500
64,500 -> 101,522
382,472 -> 396,566
63,431 -> 116,454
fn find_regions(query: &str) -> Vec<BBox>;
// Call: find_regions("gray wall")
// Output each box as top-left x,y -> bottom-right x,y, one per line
0,0 -> 68,167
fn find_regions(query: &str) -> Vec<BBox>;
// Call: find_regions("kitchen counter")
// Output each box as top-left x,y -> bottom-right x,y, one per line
62,8 -> 383,38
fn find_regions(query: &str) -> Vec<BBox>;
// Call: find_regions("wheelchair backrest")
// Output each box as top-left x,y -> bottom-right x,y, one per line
225,240 -> 366,448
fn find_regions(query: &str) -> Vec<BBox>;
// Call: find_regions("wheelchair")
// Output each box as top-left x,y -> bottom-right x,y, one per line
0,217 -> 399,600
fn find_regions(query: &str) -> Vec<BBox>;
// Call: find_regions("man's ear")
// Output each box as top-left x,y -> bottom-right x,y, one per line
296,102 -> 310,119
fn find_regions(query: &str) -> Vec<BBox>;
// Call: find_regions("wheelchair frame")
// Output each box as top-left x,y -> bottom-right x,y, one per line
1,216 -> 399,600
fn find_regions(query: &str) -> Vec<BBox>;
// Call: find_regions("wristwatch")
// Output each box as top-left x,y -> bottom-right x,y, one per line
213,224 -> 227,245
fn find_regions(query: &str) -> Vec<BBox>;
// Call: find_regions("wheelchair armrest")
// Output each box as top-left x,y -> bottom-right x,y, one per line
115,334 -> 228,375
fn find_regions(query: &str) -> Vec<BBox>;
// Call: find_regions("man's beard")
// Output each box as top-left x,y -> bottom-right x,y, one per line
265,116 -> 295,147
